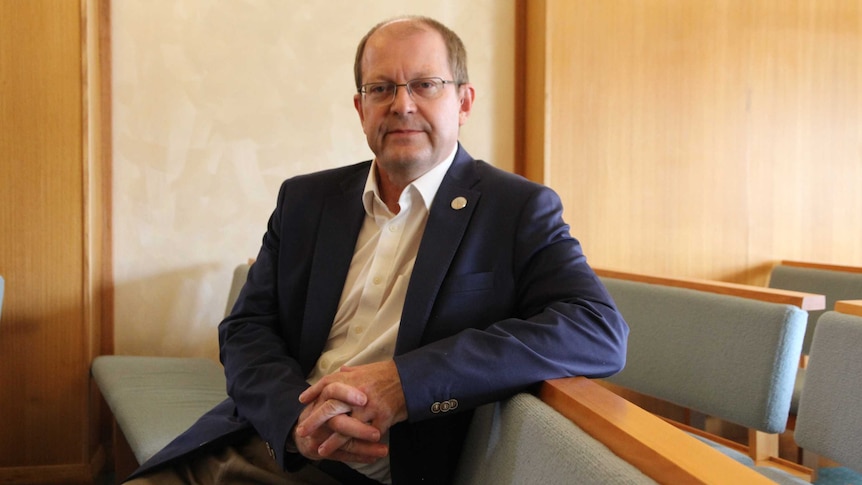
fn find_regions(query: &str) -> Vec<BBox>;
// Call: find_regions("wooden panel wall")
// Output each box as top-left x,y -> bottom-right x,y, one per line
523,0 -> 862,285
0,0 -> 110,482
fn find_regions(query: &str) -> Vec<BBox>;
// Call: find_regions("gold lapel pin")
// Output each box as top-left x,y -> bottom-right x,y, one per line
450,196 -> 468,210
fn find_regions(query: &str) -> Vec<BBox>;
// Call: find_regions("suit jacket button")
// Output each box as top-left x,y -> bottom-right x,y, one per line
431,401 -> 441,413
265,441 -> 276,460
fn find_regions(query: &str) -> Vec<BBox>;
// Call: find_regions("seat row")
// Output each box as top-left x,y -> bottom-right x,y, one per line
594,262 -> 862,483
91,260 -> 862,483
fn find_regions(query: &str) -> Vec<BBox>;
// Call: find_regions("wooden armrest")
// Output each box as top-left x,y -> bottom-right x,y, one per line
539,377 -> 777,484
781,260 -> 862,274
835,300 -> 862,317
595,267 -> 825,310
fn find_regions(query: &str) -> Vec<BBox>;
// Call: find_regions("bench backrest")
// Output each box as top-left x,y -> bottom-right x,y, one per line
795,304 -> 862,474
600,276 -> 807,434
455,392 -> 656,484
224,262 -> 252,317
456,378 -> 776,484
768,262 -> 862,354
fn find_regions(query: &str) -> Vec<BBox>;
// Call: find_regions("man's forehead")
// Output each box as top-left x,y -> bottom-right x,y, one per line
361,25 -> 447,74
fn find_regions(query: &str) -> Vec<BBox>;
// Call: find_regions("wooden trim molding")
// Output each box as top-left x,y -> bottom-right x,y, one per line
595,267 -> 826,311
835,300 -> 862,318
521,0 -> 547,184
781,260 -> 862,275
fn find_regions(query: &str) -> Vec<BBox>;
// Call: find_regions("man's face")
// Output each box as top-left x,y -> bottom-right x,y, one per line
354,23 -> 474,183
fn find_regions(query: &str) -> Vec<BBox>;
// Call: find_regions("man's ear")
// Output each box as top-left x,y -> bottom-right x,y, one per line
458,84 -> 476,126
354,94 -> 365,123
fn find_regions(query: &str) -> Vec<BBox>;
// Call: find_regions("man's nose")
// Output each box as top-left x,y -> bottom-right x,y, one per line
390,84 -> 417,113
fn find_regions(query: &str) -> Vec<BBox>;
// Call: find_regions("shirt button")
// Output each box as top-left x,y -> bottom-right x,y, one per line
355,326 -> 365,335
389,224 -> 399,232
373,276 -> 382,285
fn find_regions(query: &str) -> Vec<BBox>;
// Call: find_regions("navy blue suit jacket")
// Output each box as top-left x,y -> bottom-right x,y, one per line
130,146 -> 628,484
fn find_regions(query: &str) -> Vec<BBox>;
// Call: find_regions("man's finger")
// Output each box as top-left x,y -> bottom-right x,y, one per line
295,398 -> 353,437
300,381 -> 367,407
318,435 -> 389,462
328,413 -> 381,441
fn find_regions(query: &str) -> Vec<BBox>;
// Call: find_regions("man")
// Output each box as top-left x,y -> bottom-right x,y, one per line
127,15 -> 627,485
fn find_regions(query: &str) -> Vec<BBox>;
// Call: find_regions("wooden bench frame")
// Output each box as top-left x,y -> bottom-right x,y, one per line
781,260 -> 862,275
835,299 -> 862,317
597,268 -> 825,310
540,377 -> 784,483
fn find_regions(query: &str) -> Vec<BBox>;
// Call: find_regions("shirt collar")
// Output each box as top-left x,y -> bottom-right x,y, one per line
362,144 -> 458,216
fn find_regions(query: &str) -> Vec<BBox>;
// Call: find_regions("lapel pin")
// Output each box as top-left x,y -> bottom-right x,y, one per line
450,196 -> 468,210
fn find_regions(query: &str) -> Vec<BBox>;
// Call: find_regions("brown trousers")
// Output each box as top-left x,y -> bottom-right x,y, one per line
123,434 -> 341,485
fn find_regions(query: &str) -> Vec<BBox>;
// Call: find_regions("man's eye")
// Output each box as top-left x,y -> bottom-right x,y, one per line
369,84 -> 390,95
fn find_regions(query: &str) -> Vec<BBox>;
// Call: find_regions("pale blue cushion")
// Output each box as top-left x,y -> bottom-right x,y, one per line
768,265 -> 862,355
91,355 -> 227,464
92,262 -> 248,464
752,465 -> 811,484
455,393 -> 655,485
815,466 -> 862,485
224,263 -> 251,317
601,277 -> 806,433
686,433 -> 754,465
795,311 -> 862,475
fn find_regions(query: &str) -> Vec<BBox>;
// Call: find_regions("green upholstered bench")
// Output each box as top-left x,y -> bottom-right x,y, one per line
91,355 -> 227,477
767,261 -> 862,418
595,268 -> 819,481
91,263 -> 250,481
92,262 -> 777,484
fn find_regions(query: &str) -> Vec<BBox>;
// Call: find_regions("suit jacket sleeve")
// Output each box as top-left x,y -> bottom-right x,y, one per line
393,173 -> 629,422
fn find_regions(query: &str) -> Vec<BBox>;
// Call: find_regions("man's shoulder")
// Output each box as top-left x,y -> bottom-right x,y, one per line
287,160 -> 372,184
276,160 -> 371,193
458,158 -> 549,194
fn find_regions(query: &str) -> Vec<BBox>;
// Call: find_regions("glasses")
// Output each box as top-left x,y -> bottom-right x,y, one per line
359,77 -> 457,105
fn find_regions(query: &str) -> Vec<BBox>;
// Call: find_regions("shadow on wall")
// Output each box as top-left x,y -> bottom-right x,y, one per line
721,261 -> 776,287
113,261 -> 235,361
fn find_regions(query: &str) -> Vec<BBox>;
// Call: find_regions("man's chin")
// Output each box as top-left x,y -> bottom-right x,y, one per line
378,146 -> 433,167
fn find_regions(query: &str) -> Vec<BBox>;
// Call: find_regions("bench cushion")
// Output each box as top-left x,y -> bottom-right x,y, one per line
769,265 -> 862,354
91,355 -> 227,464
795,311 -> 862,474
600,277 -> 806,433
454,393 -> 655,485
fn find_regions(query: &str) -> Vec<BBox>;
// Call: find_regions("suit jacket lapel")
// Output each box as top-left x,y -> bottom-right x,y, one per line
396,148 -> 481,354
300,167 -> 367,371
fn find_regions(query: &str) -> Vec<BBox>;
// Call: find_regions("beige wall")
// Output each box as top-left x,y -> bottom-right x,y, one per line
112,1 -> 515,358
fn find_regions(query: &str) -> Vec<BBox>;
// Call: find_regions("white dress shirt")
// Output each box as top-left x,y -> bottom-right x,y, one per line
306,146 -> 457,483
